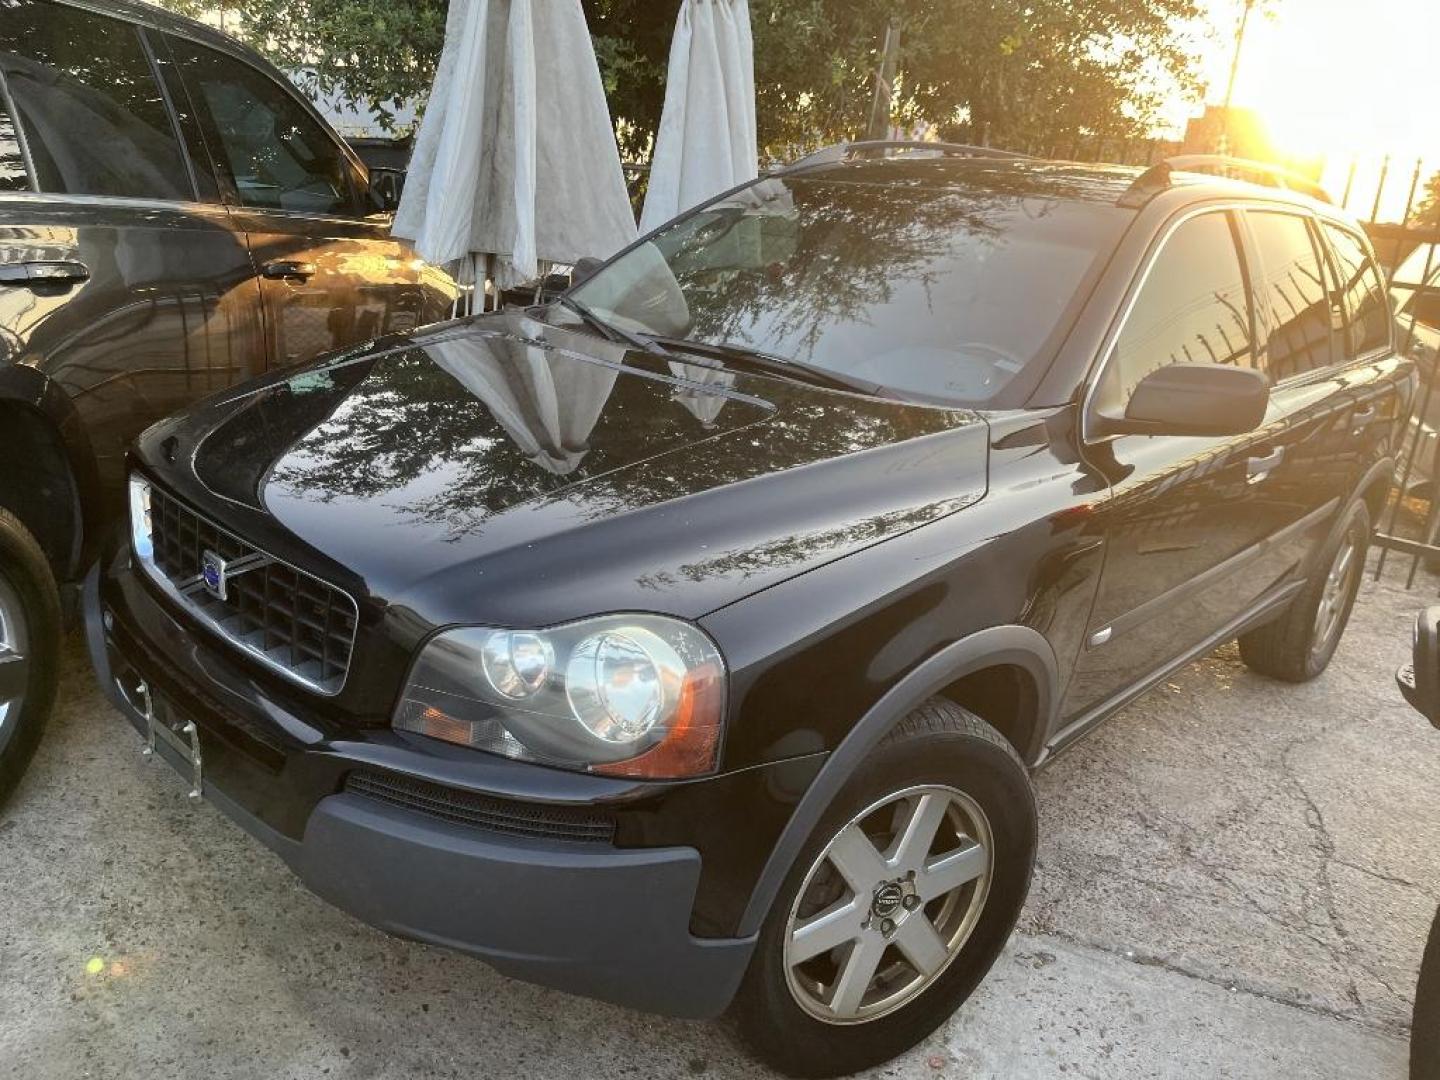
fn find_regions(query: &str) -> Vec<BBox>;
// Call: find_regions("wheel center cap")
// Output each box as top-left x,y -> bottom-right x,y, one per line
871,881 -> 905,919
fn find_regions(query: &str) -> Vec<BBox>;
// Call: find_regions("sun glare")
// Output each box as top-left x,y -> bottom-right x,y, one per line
1200,0 -> 1439,162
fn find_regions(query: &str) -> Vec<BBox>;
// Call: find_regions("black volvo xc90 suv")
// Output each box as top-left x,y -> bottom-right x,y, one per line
88,147 -> 1405,1076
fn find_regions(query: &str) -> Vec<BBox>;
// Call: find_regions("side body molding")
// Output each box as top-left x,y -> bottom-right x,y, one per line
736,624 -> 1058,937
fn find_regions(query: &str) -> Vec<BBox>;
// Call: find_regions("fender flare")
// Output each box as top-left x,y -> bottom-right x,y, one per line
0,365 -> 101,578
1353,454 -> 1395,518
1324,454 -> 1394,567
736,624 -> 1058,937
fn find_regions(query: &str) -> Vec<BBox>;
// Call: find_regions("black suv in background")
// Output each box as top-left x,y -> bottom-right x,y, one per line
0,0 -> 455,800
90,149 -> 1404,1076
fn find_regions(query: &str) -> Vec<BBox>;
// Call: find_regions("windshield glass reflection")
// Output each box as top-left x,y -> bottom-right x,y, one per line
570,164 -> 1129,405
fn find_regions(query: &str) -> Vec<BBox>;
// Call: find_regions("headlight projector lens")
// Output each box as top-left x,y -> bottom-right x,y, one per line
565,627 -> 685,742
481,631 -> 554,699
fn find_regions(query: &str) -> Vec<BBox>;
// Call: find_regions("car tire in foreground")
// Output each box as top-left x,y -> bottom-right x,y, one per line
732,698 -> 1036,1078
0,508 -> 61,806
1415,904 -> 1440,1080
1239,498 -> 1370,683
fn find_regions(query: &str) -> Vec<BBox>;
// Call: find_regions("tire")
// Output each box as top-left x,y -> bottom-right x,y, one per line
0,508 -> 62,806
732,699 -> 1037,1078
1415,904 -> 1440,1080
1239,498 -> 1370,683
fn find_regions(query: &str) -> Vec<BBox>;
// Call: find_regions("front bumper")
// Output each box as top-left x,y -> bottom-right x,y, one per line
84,551 -> 760,1019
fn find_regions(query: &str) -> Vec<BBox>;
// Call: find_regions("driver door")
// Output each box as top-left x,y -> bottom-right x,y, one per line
160,32 -> 453,369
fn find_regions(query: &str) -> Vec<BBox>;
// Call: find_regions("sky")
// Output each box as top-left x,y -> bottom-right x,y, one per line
1187,0 -> 1439,217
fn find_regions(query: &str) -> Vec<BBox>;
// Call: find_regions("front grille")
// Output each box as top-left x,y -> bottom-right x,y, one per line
345,769 -> 617,845
141,485 -> 358,695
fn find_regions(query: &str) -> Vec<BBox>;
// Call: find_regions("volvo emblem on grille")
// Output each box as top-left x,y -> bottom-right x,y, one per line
201,550 -> 228,601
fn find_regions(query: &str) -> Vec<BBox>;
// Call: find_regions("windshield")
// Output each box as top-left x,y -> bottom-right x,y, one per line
569,169 -> 1129,405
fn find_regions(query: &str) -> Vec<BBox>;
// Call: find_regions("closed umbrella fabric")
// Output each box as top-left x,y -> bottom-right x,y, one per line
639,0 -> 758,234
394,0 -> 637,290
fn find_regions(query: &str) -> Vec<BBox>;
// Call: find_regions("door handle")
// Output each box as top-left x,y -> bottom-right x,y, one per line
1246,445 -> 1286,483
0,260 -> 90,286
1351,404 -> 1377,430
261,260 -> 318,281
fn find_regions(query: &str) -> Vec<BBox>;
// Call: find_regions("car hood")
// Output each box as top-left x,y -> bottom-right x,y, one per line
139,311 -> 990,626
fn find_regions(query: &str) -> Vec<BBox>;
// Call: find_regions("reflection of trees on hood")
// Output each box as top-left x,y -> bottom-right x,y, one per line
632,493 -> 982,592
536,391 -> 978,531
256,318 -> 975,539
268,348 -> 566,512
427,315 -> 625,476
672,164 -> 1099,368
269,314 -> 632,516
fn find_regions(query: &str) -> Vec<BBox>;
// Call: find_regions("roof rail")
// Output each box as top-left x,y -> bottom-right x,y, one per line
782,140 -> 1030,173
1118,154 -> 1332,209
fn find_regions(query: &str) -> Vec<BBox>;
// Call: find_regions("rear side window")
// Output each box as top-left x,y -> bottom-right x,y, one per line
1098,211 -> 1254,410
0,0 -> 191,200
163,35 -> 362,217
1247,211 -> 1343,379
1321,223 -> 1390,357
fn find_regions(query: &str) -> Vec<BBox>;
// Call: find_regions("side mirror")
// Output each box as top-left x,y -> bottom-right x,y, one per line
367,167 -> 406,213
1096,364 -> 1269,438
1398,606 -> 1440,729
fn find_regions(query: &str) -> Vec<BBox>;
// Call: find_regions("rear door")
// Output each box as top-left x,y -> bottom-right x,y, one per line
160,34 -> 455,368
1214,208 -> 1366,593
0,0 -> 265,517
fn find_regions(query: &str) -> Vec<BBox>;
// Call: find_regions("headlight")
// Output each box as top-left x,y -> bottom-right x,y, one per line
481,631 -> 554,699
128,475 -> 154,562
395,614 -> 726,779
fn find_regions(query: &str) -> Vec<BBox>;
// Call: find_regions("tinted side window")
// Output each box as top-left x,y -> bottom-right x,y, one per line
164,35 -> 361,217
1099,212 -> 1253,409
1248,211 -> 1342,380
1322,223 -> 1390,356
0,82 -> 28,191
0,1 -> 190,200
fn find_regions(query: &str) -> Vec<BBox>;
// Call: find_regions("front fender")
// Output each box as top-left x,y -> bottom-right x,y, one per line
735,624 -> 1057,937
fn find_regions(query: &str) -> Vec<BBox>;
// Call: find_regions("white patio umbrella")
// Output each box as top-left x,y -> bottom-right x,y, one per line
393,0 -> 637,304
639,0 -> 759,234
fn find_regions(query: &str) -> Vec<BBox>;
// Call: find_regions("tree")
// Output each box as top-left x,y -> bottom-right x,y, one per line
746,0 -> 1207,156
151,0 -> 1207,159
1414,172 -> 1440,231
155,0 -> 448,129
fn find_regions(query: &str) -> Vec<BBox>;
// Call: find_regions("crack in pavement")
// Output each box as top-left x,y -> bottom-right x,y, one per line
1032,924 -> 1412,1040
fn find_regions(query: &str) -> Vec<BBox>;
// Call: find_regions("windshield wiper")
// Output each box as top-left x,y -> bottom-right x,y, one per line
653,337 -> 884,397
556,295 -> 675,359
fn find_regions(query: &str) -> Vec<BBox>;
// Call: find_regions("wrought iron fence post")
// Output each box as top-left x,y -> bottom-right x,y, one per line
1376,240 -> 1440,582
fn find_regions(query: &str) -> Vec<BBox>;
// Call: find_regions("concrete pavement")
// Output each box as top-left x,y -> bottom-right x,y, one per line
1,557 -> 1435,1079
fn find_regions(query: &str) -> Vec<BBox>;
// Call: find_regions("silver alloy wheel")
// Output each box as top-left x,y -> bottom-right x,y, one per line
1311,532 -> 1359,659
0,574 -> 28,735
783,784 -> 994,1024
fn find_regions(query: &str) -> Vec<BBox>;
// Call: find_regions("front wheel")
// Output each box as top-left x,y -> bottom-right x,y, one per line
0,509 -> 61,806
1239,498 -> 1370,683
732,699 -> 1036,1078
